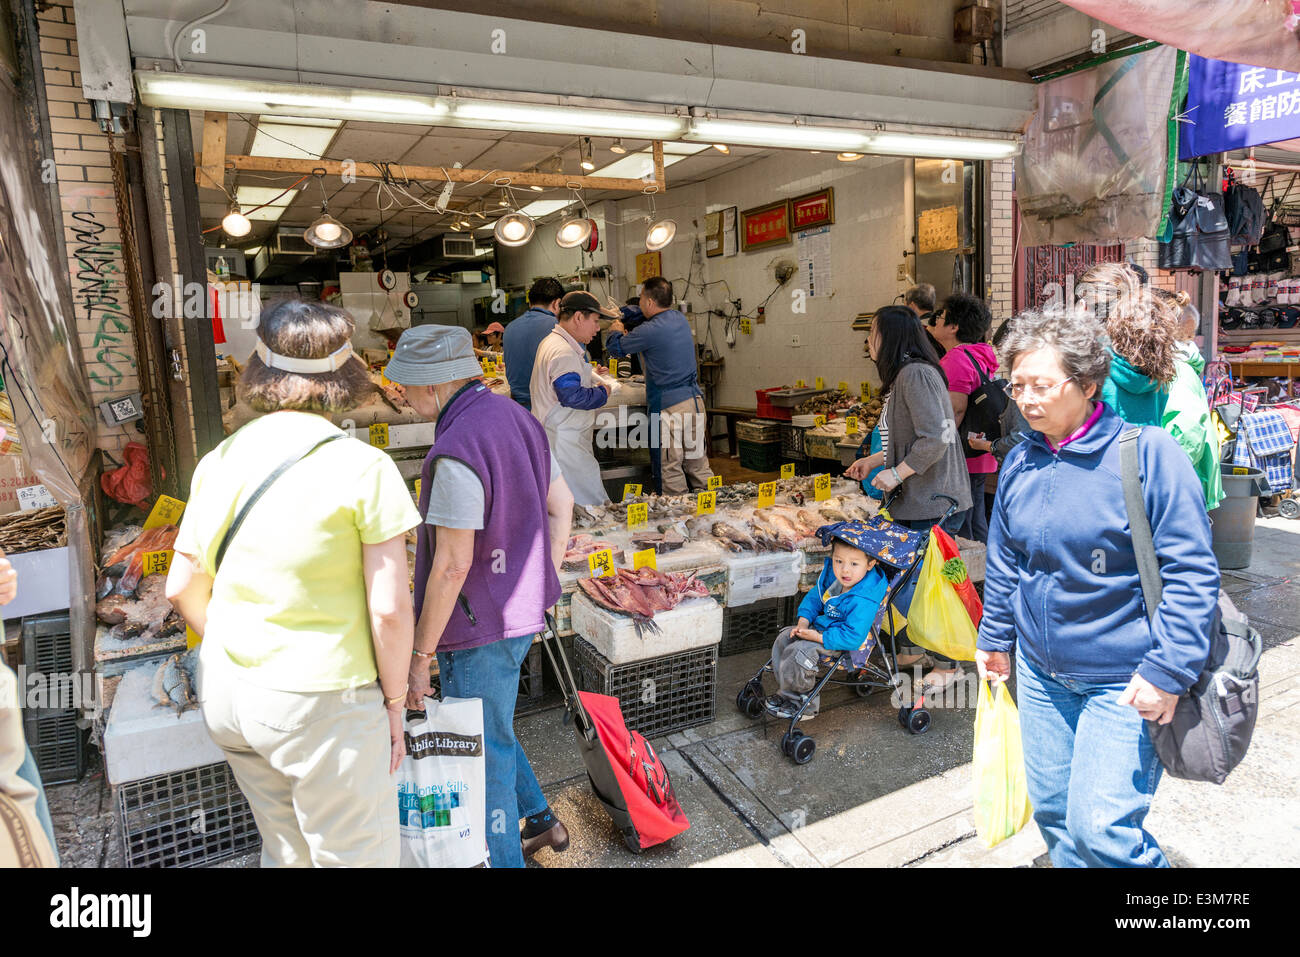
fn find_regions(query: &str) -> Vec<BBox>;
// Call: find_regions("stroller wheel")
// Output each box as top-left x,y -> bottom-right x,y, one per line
1280,497 -> 1300,519
907,708 -> 932,735
781,730 -> 802,757
792,735 -> 816,765
853,677 -> 875,699
736,680 -> 765,717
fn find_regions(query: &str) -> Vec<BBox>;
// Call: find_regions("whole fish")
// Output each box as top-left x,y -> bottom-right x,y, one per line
819,506 -> 851,522
710,522 -> 756,553
797,509 -> 824,534
685,516 -> 714,539
152,648 -> 199,717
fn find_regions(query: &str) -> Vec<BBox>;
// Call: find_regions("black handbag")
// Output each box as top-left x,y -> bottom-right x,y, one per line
1158,161 -> 1233,271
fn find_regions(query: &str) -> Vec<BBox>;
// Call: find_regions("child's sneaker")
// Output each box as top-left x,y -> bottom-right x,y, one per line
763,694 -> 817,721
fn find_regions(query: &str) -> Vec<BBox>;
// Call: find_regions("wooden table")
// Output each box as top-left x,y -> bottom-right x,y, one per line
1227,360 -> 1300,393
707,406 -> 757,457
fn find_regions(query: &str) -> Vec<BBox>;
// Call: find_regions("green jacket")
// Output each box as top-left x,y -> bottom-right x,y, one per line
1162,344 -> 1224,510
1100,349 -> 1169,427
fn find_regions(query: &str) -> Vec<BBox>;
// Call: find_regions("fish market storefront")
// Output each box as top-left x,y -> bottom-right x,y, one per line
55,0 -> 1032,865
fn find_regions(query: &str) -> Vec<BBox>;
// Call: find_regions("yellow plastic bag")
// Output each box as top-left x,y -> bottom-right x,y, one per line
972,680 -> 1034,848
903,531 -> 977,662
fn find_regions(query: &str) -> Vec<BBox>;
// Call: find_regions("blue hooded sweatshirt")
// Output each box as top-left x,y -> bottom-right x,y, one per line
1099,348 -> 1169,427
977,402 -> 1218,695
795,558 -> 889,652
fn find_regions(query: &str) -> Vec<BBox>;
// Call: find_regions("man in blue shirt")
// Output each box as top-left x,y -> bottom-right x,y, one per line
606,276 -> 715,494
503,277 -> 564,410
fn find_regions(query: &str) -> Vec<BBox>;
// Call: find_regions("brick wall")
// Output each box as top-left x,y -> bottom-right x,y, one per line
988,158 -> 1014,320
37,0 -> 141,460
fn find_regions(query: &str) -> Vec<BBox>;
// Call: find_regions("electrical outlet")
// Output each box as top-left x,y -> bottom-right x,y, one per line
791,334 -> 801,347
896,263 -> 909,281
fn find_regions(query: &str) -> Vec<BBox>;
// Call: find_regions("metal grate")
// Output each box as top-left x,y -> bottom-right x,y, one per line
573,637 -> 716,738
719,595 -> 799,657
22,709 -> 84,785
117,762 -> 260,868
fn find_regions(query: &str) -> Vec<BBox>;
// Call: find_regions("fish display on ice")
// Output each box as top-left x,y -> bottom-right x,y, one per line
152,647 -> 199,717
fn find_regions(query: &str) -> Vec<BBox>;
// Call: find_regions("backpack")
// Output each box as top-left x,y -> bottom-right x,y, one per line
957,347 -> 1008,458
1224,182 -> 1266,246
1119,429 -> 1262,785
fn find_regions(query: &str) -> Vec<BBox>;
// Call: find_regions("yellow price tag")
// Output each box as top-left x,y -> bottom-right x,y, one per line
757,481 -> 776,508
740,318 -> 752,335
627,503 -> 649,529
780,463 -> 796,480
414,478 -> 422,501
795,379 -> 806,389
845,415 -> 859,434
633,548 -> 658,571
587,548 -> 614,578
609,358 -> 618,377
814,414 -> 827,427
815,377 -> 825,391
696,491 -> 717,515
1232,466 -> 1248,475
707,475 -> 722,491
838,381 -> 849,394
860,381 -> 871,399
813,474 -> 832,501
622,483 -> 642,501
141,549 -> 173,576
143,495 -> 186,530
481,358 -> 497,377
368,423 -> 390,448
186,626 -> 201,649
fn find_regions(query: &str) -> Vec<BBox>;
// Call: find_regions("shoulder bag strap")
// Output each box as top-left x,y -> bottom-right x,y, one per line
213,433 -> 346,575
962,345 -> 992,388
1119,427 -> 1161,623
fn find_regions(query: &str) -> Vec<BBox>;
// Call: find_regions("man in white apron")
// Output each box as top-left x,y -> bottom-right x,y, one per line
529,291 -> 620,505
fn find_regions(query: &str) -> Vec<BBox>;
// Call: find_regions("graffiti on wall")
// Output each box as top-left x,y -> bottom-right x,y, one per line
69,210 -> 133,389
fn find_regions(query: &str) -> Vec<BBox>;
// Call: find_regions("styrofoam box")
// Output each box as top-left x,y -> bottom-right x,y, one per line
103,658 -> 224,785
722,550 -> 803,607
955,539 -> 987,583
569,592 -> 722,664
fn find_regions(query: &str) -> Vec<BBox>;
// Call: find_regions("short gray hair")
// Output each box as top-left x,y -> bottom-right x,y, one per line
904,283 -> 936,313
998,306 -> 1111,391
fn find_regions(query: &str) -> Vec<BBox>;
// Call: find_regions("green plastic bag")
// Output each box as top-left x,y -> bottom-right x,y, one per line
972,679 -> 1033,848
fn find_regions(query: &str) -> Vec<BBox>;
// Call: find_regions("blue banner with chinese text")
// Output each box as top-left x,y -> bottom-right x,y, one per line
1179,55 -> 1300,159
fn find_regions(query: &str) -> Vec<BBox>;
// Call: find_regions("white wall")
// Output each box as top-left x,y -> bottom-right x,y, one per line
606,153 -> 911,409
497,201 -> 615,293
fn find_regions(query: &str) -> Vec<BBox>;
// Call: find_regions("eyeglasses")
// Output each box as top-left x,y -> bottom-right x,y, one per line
1003,377 -> 1074,401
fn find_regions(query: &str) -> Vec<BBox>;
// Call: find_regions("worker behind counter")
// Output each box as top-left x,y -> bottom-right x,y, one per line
502,276 -> 564,411
530,291 -> 621,506
605,276 -> 715,494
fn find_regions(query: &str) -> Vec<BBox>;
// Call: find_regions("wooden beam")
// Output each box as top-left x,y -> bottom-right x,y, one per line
196,111 -> 228,191
652,139 -> 665,190
223,152 -> 667,194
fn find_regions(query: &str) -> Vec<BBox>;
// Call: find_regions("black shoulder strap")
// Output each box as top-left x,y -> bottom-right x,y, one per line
213,433 -> 346,574
1119,427 -> 1161,622
962,346 -> 992,388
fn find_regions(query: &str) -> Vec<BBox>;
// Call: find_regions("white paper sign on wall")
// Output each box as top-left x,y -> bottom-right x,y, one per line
17,484 -> 56,510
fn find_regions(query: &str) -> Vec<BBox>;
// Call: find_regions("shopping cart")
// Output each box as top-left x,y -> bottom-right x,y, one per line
734,492 -> 961,765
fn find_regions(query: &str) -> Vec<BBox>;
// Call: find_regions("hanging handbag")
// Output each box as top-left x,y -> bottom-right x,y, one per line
1159,161 -> 1233,271
1119,429 -> 1261,785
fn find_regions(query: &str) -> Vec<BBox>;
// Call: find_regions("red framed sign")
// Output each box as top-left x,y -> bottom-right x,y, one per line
790,187 -> 834,230
741,200 -> 791,251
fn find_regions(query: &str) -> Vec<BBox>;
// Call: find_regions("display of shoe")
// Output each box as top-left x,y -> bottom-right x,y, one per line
521,821 -> 569,859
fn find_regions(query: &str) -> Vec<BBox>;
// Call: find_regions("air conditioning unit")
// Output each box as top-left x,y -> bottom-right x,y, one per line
272,229 -> 316,257
442,235 -> 477,258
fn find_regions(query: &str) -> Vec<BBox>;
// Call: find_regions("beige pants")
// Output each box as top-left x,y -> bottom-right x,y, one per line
659,396 -> 715,494
198,652 -> 398,868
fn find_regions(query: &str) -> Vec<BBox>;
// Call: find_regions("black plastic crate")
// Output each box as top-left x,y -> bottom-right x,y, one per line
21,612 -> 73,675
117,761 -> 260,868
739,438 -> 781,473
572,637 -> 716,738
22,709 -> 85,785
780,424 -> 808,459
719,595 -> 799,657
429,641 -> 546,712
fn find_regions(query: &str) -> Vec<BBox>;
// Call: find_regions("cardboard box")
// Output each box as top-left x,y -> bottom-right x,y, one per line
0,454 -> 41,515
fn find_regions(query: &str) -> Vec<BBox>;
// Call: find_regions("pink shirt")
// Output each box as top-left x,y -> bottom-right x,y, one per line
1047,401 -> 1104,453
940,343 -> 999,474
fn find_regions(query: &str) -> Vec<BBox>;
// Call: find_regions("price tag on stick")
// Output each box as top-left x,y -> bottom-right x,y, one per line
815,377 -> 825,391
838,381 -> 850,394
633,548 -> 658,571
845,416 -> 859,434
587,548 -> 615,578
141,550 -> 173,576
707,475 -> 722,491
622,483 -> 642,501
780,463 -> 796,480
696,491 -> 717,515
757,481 -> 776,508
144,495 -> 186,530
368,423 -> 390,448
627,503 -> 649,529
814,474 -> 832,501
813,414 -> 827,427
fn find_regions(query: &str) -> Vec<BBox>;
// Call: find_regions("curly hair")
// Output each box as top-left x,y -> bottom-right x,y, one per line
238,299 -> 375,414
997,305 -> 1111,392
940,293 -> 993,344
1080,262 -> 1178,385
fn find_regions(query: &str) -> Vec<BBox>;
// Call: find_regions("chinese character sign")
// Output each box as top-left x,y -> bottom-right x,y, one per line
1181,55 -> 1300,159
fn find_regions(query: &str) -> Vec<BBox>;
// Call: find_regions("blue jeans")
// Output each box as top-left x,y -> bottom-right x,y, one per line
957,472 -> 990,543
18,745 -> 58,864
436,634 -> 547,869
1015,651 -> 1167,868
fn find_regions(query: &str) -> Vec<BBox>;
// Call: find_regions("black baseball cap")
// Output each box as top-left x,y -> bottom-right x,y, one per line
560,290 -> 620,318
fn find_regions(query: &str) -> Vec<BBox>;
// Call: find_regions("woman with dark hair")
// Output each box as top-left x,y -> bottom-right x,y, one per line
931,293 -> 998,542
166,299 -> 422,867
846,305 -> 972,693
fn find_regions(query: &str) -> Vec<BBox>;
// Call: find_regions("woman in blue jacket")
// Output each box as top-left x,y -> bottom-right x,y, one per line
977,306 -> 1219,869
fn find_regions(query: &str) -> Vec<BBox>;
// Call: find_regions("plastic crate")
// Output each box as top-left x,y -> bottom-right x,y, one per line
780,424 -> 808,459
735,418 -> 783,443
804,430 -> 842,460
117,761 -> 261,868
719,595 -> 799,657
739,438 -> 782,473
572,637 -> 717,738
756,388 -> 792,422
429,641 -> 545,712
22,709 -> 85,785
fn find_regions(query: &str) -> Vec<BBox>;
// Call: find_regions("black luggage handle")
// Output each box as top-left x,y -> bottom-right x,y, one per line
539,611 -> 598,742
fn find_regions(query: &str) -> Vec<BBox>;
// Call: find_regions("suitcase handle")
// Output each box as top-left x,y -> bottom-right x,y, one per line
539,611 -> 598,742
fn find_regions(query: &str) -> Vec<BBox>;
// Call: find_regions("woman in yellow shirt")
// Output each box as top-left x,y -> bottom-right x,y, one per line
167,299 -> 421,868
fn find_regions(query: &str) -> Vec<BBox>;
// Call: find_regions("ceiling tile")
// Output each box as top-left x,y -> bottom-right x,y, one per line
325,128 -> 423,163
397,134 -> 503,168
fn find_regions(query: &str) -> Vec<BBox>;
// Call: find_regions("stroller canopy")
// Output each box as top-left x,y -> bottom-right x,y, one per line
815,517 -> 927,571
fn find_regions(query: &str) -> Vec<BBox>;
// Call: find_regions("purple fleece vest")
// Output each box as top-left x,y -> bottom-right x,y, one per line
414,383 -> 561,651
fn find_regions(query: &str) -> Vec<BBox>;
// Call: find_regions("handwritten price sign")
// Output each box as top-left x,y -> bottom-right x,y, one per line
142,550 -> 173,576
368,423 -> 390,448
814,377 -> 825,391
757,481 -> 776,509
740,318 -> 752,335
622,483 -> 643,501
845,416 -> 860,434
780,463 -> 796,480
696,491 -> 717,515
707,475 -> 722,491
627,503 -> 649,529
813,414 -> 827,427
813,474 -> 832,501
838,381 -> 849,394
144,495 -> 186,530
588,548 -> 615,578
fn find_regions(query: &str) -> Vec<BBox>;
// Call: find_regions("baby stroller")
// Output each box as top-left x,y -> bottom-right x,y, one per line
734,493 -> 960,765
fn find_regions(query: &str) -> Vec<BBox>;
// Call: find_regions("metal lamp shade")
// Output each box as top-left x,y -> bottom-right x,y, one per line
495,211 -> 535,247
304,210 -> 353,248
645,218 -> 676,251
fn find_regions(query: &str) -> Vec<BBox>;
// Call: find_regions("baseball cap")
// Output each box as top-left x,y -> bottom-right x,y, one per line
559,290 -> 620,318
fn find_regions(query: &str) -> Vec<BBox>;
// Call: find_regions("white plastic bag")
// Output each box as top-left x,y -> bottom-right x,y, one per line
397,696 -> 489,868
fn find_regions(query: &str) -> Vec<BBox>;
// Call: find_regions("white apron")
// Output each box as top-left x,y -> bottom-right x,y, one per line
530,328 -> 612,505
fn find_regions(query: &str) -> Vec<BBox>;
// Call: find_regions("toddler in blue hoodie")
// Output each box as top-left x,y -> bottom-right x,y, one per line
766,538 -> 889,720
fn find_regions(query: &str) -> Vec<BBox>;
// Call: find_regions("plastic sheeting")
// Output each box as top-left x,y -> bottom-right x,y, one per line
1018,45 -> 1178,245
0,70 -> 100,677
